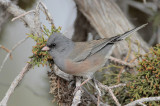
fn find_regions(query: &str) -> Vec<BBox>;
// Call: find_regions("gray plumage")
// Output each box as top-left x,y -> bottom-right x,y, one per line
45,23 -> 147,78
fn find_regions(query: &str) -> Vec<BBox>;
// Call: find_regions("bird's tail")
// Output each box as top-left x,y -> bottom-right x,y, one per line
110,23 -> 148,43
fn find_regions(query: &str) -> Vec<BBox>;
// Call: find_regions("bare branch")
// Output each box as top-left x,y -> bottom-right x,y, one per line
97,81 -> 121,106
82,84 -> 109,106
0,1 -> 56,106
0,37 -> 28,72
138,102 -> 147,106
33,2 -> 42,37
53,65 -> 73,81
38,2 -> 54,27
0,45 -> 10,53
117,41 -> 131,83
0,0 -> 42,36
125,96 -> 160,106
108,88 -> 121,106
109,56 -> 135,68
108,83 -> 126,89
11,10 -> 35,21
94,79 -> 101,106
0,60 -> 32,106
82,87 -> 98,105
71,78 -> 82,106
126,0 -> 155,16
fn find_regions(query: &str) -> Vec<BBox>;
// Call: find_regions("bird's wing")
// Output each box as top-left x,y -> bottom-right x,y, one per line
68,42 -> 93,62
71,24 -> 147,62
71,38 -> 112,62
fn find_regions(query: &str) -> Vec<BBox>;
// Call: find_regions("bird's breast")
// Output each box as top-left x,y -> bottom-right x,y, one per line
64,55 -> 105,77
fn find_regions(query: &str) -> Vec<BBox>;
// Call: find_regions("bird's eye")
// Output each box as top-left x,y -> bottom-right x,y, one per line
51,43 -> 56,47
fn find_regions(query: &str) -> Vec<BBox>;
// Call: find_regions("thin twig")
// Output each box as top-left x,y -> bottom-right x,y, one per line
0,45 -> 10,53
39,2 -> 54,27
108,88 -> 121,106
0,0 -> 42,36
108,83 -> 126,89
93,78 -> 101,106
126,0 -> 154,15
82,87 -> 98,104
71,77 -> 82,106
97,81 -> 121,106
0,60 -> 32,106
138,102 -> 147,106
11,10 -> 35,21
0,1 -> 57,106
89,80 -> 125,105
0,45 -> 12,59
125,96 -> 160,106
0,37 -> 28,72
117,40 -> 132,83
33,2 -> 42,37
82,85 -> 109,105
109,56 -> 134,68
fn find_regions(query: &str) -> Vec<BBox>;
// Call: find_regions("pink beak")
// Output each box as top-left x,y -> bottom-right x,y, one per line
41,46 -> 50,51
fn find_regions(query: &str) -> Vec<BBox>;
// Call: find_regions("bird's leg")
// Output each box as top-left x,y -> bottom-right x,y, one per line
73,77 -> 91,94
93,77 -> 101,106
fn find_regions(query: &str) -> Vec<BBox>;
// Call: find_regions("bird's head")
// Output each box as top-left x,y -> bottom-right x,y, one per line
41,32 -> 74,58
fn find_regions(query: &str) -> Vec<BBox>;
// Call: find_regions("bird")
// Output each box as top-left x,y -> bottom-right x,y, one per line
42,23 -> 147,92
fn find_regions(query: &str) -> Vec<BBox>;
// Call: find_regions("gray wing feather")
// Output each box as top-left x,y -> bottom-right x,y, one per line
73,24 -> 147,62
73,39 -> 112,62
73,47 -> 92,62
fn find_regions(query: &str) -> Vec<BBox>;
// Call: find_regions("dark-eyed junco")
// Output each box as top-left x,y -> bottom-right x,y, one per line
42,24 -> 147,91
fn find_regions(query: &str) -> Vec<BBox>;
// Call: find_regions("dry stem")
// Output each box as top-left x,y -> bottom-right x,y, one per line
38,2 -> 54,27
0,45 -> 10,53
117,40 -> 132,83
97,81 -> 121,106
0,37 -> 28,72
11,10 -> 35,21
0,60 -> 32,106
71,78 -> 82,106
109,56 -> 134,68
125,96 -> 160,106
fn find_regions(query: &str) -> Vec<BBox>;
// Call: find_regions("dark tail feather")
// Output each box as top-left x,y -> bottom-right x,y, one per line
110,23 -> 148,43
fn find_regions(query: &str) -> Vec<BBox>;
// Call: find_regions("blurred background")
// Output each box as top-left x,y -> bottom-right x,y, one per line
0,0 -> 159,106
